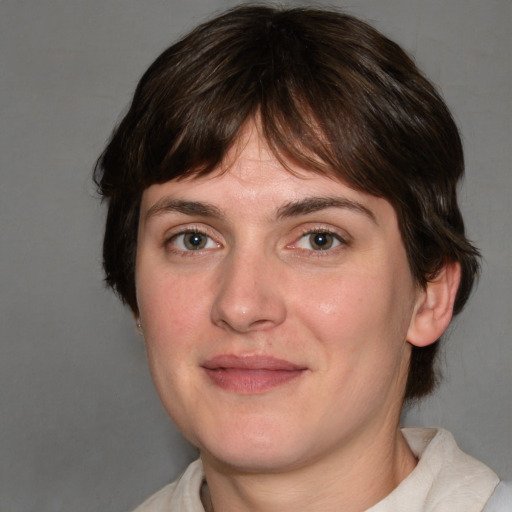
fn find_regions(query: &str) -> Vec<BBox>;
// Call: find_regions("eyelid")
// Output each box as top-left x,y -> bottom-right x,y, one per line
163,224 -> 222,253
173,232 -> 219,251
287,225 -> 351,252
296,232 -> 342,250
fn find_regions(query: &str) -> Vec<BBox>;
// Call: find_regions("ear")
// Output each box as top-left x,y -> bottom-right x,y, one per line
407,262 -> 461,347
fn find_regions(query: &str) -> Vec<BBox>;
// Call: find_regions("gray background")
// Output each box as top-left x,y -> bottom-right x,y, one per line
1,0 -> 510,511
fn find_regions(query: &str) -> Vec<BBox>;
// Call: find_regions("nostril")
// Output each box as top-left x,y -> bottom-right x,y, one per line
211,292 -> 286,333
210,256 -> 287,333
250,318 -> 276,330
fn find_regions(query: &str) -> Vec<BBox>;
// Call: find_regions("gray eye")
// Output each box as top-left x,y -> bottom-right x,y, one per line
295,231 -> 342,251
309,233 -> 335,250
171,232 -> 218,251
183,233 -> 208,250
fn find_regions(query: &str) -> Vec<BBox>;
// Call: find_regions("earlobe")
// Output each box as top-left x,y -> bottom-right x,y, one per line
135,318 -> 144,336
407,262 -> 461,348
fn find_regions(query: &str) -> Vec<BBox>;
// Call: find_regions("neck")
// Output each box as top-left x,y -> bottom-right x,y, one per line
201,426 -> 417,512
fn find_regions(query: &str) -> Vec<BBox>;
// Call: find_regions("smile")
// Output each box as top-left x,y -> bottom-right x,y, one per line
201,355 -> 307,393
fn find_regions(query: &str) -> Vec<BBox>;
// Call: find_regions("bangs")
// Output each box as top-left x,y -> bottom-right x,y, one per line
138,28 -> 344,187
112,7 -> 403,197
97,5 -> 458,208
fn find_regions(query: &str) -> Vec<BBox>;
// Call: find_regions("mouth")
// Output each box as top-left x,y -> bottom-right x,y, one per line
201,355 -> 307,393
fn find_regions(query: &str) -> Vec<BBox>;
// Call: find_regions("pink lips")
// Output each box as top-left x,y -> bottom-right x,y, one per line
201,355 -> 306,393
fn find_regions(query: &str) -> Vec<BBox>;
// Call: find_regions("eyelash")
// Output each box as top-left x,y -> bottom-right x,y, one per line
164,227 -> 220,255
163,226 -> 349,256
291,227 -> 348,255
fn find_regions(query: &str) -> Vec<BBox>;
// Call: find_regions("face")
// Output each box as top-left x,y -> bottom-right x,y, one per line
135,124 -> 421,474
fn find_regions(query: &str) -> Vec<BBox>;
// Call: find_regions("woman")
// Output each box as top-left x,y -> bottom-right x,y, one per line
94,6 -> 510,511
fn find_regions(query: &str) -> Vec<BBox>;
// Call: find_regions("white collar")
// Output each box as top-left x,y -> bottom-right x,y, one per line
133,428 -> 499,512
367,428 -> 499,512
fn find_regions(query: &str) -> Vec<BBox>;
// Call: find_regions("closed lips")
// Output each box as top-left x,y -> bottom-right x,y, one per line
201,355 -> 307,393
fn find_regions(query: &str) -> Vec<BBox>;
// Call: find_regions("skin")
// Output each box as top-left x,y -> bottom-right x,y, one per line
135,122 -> 459,512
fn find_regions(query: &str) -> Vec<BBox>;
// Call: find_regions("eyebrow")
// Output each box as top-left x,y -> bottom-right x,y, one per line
144,195 -> 377,224
145,199 -> 224,221
276,196 -> 377,223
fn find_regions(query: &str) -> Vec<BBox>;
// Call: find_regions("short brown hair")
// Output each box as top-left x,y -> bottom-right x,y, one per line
94,5 -> 480,400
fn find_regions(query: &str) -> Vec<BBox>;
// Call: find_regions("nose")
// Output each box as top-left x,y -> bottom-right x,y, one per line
211,249 -> 287,333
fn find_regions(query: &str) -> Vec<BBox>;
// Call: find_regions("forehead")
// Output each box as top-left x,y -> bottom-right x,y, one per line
140,122 -> 391,222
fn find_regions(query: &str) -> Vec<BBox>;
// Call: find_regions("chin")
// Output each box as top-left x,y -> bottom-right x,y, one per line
191,415 -> 313,473
202,443 -> 310,475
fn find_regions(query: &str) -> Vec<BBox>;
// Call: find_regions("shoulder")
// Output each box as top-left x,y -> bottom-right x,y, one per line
407,428 -> 499,510
371,428 -> 501,512
131,459 -> 205,512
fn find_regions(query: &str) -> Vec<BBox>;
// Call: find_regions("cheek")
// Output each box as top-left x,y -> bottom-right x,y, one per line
295,264 -> 415,354
136,269 -> 213,356
136,271 -> 212,422
299,269 -> 415,412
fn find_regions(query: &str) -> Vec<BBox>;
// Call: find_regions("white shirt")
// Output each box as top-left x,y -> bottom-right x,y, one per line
132,428 -> 501,512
